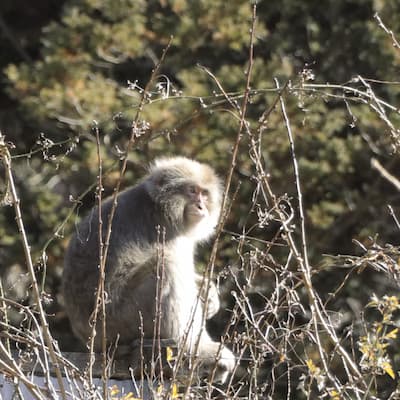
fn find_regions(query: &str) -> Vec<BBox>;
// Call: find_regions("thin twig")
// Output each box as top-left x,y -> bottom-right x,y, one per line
86,122 -> 108,397
183,3 -> 258,394
276,83 -> 365,387
0,342 -> 45,400
152,226 -> 166,383
85,38 -> 173,385
207,1 -> 257,309
0,133 -> 67,399
300,82 -> 400,113
374,13 -> 400,50
371,158 -> 400,192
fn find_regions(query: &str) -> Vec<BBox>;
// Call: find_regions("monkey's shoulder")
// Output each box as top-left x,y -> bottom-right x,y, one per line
103,183 -> 162,244
113,183 -> 156,217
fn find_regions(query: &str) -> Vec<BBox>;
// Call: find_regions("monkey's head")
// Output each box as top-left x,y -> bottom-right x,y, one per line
145,157 -> 222,241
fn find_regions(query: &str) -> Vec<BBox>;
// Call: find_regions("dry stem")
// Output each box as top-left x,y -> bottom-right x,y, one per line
0,133 -> 67,400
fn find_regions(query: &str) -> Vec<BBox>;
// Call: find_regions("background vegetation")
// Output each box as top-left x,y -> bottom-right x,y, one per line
1,0 -> 400,398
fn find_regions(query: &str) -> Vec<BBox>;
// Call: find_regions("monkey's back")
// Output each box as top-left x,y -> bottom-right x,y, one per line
62,183 -> 161,344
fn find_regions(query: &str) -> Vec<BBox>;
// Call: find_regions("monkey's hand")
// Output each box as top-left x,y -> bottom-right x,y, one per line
195,274 -> 220,319
197,342 -> 235,384
215,346 -> 236,384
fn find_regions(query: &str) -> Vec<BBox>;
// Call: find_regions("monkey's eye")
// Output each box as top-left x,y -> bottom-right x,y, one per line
187,185 -> 209,200
202,189 -> 210,198
188,185 -> 198,195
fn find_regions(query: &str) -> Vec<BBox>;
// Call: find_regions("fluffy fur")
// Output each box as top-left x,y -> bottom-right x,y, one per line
62,156 -> 234,382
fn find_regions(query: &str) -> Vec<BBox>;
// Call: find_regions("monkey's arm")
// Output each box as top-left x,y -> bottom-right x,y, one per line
195,273 -> 220,319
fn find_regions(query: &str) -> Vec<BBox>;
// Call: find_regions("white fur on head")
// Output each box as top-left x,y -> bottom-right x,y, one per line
147,156 -> 222,241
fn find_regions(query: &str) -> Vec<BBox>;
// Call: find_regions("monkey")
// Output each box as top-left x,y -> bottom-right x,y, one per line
62,156 -> 235,383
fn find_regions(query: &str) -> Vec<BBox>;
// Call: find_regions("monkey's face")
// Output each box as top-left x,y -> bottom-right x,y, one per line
145,157 -> 222,240
184,184 -> 211,225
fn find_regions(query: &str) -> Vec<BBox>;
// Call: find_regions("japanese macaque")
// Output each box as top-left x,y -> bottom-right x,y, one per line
62,156 -> 235,382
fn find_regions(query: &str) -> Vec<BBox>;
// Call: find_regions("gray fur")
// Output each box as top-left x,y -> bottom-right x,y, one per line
62,157 -> 234,382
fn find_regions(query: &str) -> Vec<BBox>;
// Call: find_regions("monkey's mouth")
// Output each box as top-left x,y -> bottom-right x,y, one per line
186,205 -> 208,220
